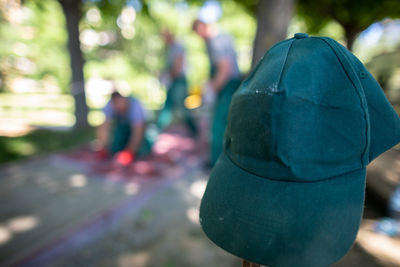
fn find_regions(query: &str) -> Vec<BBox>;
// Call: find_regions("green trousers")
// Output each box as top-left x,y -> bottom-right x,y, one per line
157,76 -> 198,135
211,78 -> 241,166
109,118 -> 152,156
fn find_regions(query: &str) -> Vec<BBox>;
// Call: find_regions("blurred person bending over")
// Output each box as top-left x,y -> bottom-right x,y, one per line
192,19 -> 242,166
157,29 -> 198,136
97,91 -> 148,166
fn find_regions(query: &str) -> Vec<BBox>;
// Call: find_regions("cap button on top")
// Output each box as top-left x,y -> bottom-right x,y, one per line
294,33 -> 309,39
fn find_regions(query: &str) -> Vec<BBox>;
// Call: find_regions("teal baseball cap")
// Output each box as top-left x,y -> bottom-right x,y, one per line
199,33 -> 400,267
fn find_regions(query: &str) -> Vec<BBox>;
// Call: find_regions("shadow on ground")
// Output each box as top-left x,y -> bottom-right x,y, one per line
0,126 -> 399,267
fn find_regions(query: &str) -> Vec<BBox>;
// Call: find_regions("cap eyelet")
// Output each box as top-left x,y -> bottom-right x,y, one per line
294,33 -> 309,39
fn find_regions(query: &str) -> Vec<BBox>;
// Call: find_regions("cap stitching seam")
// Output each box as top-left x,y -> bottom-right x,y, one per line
319,37 -> 370,167
242,39 -> 295,87
276,39 -> 295,90
223,150 -> 364,184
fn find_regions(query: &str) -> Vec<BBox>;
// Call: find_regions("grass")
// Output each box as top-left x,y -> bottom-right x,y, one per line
0,127 -> 95,164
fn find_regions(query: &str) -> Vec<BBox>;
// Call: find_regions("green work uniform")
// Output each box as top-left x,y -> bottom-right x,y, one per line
103,97 -> 151,156
206,33 -> 242,166
110,114 -> 132,154
109,116 -> 152,157
157,75 -> 198,135
157,41 -> 198,135
210,65 -> 241,166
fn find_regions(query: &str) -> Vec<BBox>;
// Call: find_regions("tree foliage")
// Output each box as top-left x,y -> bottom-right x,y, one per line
0,0 -> 69,92
232,0 -> 400,51
0,0 -> 253,128
297,0 -> 400,49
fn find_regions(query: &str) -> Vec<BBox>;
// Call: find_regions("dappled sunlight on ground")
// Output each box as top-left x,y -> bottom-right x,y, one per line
1,124 -> 398,266
186,207 -> 200,224
357,220 -> 400,266
0,215 -> 40,246
7,215 -> 39,233
69,174 -> 87,188
124,182 -> 140,195
117,251 -> 150,267
0,227 -> 12,245
0,124 -> 211,266
190,179 -> 207,199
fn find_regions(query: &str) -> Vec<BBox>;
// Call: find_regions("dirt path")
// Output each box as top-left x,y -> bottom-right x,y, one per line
0,126 -> 399,267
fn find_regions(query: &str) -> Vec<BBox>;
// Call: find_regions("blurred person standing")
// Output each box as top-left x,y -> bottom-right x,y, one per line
192,19 -> 241,166
96,91 -> 149,166
157,29 -> 198,136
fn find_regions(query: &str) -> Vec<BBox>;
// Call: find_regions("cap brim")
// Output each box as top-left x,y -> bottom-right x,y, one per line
200,152 -> 366,267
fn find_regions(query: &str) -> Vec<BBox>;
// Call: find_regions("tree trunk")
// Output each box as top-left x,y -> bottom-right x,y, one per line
251,0 -> 294,69
59,0 -> 89,129
344,26 -> 358,51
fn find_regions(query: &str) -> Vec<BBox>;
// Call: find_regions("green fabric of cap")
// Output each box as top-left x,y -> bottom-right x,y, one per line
199,33 -> 400,267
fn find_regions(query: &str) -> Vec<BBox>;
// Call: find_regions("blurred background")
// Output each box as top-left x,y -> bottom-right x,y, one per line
1,0 -> 400,159
1,0 -> 400,266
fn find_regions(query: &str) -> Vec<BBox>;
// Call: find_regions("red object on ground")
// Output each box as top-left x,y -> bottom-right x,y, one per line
115,150 -> 135,166
96,148 -> 109,159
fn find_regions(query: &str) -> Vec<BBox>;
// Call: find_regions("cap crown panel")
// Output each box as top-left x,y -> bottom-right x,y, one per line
225,38 -> 367,182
